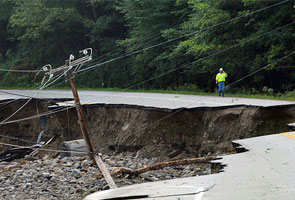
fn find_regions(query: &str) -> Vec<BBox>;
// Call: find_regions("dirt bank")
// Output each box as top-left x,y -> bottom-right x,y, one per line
83,104 -> 295,158
1,100 -> 295,159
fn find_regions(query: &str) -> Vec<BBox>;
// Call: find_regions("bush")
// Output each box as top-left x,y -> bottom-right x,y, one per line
283,90 -> 295,98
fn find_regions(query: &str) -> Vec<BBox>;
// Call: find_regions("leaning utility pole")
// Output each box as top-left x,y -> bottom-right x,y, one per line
44,49 -> 117,189
66,55 -> 117,189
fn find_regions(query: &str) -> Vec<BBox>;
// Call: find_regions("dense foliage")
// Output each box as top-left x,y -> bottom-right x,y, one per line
0,0 -> 294,94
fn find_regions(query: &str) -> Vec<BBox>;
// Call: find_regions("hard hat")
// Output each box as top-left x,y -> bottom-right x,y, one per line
219,68 -> 223,71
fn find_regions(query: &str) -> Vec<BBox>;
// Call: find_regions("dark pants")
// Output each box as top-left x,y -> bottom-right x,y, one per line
218,81 -> 225,97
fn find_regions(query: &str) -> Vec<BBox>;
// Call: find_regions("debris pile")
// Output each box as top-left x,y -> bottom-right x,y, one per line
0,155 -> 213,199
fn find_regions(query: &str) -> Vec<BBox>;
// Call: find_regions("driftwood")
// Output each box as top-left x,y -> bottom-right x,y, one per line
96,156 -> 215,179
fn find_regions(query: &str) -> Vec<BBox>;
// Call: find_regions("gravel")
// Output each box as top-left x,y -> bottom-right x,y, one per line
0,154 -> 212,200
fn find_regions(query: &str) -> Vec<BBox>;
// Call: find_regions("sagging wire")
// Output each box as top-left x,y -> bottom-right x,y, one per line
0,50 -> 94,155
0,48 -> 92,128
141,51 -> 295,130
0,141 -> 89,155
0,68 -> 40,73
69,21 -> 295,100
0,134 -> 37,145
29,1 -> 293,93
0,106 -> 78,152
32,21 -> 295,139
83,19 -> 183,70
225,52 -> 295,89
0,1 -> 291,155
0,64 -> 61,126
35,64 -> 53,88
9,22 -> 292,141
0,105 -> 76,125
75,0 -> 291,74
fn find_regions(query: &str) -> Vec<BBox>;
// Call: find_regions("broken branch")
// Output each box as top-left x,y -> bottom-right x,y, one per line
96,156 -> 215,179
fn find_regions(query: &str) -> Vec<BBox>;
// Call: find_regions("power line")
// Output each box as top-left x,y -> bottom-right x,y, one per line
0,0 -> 291,153
2,47 -> 292,151
36,18 -> 295,131
0,134 -> 37,145
3,9 -> 292,128
225,51 -> 295,89
126,21 -> 295,90
0,141 -> 89,155
0,68 -> 40,73
142,51 -> 295,130
0,74 -> 70,126
72,21 -> 295,93
0,61 -> 75,124
0,106 -> 78,154
7,0 -> 288,92
0,98 -> 32,126
0,0 -> 289,78
87,20 -> 182,66
0,104 -> 76,125
76,0 -> 290,74
0,90 -> 40,99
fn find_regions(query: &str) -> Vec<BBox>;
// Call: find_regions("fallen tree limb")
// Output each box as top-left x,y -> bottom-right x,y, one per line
96,156 -> 216,179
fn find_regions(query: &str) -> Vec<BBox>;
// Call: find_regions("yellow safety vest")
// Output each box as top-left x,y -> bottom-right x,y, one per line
216,72 -> 227,82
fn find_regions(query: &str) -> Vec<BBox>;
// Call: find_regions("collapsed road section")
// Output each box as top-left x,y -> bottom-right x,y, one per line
0,98 -> 295,159
0,97 -> 295,199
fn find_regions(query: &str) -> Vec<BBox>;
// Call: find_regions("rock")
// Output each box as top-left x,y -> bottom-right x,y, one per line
168,149 -> 182,158
143,177 -> 158,182
53,167 -> 63,174
15,169 -> 24,174
59,176 -> 67,182
81,160 -> 90,168
9,186 -> 15,191
69,180 -> 77,184
139,172 -> 151,179
50,176 -> 57,182
73,163 -> 82,169
62,157 -> 69,162
0,154 -> 211,200
71,169 -> 81,178
22,183 -> 32,189
42,172 -> 53,180
76,188 -> 85,194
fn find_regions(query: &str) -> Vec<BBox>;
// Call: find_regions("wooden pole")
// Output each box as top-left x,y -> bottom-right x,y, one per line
66,60 -> 117,189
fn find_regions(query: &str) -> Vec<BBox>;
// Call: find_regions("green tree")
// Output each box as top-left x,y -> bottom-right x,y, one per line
9,0 -> 87,67
117,0 -> 188,89
167,0 -> 295,92
75,0 -> 127,88
0,0 -> 14,62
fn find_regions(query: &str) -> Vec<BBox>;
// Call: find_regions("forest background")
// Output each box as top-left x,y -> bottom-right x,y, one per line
0,0 -> 295,97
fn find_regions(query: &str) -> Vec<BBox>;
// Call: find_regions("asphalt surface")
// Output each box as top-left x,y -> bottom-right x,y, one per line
85,132 -> 295,200
0,90 -> 294,109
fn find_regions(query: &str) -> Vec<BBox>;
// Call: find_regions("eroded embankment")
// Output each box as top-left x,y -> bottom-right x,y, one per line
0,99 -> 295,159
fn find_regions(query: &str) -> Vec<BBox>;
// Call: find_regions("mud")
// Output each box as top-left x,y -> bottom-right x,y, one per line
0,99 -> 295,159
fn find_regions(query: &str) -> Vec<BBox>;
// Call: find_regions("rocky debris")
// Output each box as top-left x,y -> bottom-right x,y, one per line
0,154 -> 213,200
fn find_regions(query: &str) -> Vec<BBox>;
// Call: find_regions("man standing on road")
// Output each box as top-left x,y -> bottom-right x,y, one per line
216,68 -> 228,97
